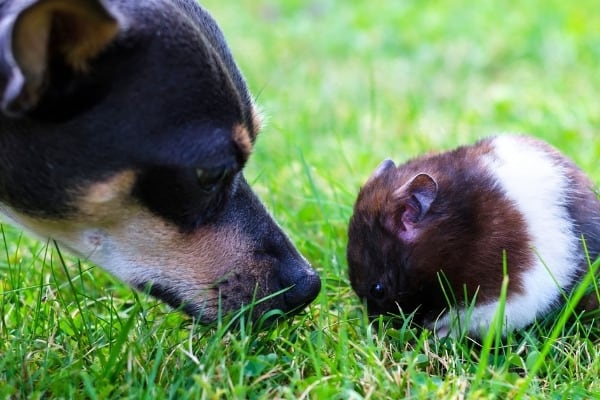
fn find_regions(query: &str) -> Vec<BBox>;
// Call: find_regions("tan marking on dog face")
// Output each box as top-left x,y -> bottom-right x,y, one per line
2,170 -> 273,321
233,123 -> 253,161
77,170 -> 137,221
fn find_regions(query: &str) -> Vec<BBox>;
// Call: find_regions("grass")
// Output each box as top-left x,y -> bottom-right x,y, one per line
1,0 -> 600,397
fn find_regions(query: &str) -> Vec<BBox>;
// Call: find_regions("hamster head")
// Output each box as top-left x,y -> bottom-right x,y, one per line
347,159 -> 446,323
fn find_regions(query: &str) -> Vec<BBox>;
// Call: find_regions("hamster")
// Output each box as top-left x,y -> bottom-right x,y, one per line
347,135 -> 600,337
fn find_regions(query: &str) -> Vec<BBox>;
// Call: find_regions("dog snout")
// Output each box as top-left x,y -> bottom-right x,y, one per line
279,262 -> 321,311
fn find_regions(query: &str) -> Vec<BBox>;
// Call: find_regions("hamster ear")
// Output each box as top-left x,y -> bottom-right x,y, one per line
365,159 -> 396,185
390,173 -> 438,240
0,0 -> 121,116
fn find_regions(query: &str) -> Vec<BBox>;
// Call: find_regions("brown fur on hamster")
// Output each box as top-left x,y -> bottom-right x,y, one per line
347,135 -> 600,337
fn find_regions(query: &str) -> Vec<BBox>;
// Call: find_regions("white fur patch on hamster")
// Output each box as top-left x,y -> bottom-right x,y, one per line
347,134 -> 600,337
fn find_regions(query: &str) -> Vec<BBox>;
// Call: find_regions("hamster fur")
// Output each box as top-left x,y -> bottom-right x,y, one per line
347,134 -> 600,337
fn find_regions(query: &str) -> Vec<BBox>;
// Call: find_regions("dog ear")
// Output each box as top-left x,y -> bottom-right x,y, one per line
0,0 -> 121,116
387,173 -> 438,241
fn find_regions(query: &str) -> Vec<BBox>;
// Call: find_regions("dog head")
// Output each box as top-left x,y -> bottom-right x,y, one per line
0,0 -> 320,322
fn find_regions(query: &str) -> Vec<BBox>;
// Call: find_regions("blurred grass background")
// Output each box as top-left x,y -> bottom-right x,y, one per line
1,0 -> 599,398
215,0 -> 600,273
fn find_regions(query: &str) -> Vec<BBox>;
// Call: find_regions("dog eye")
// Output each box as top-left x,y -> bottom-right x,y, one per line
370,282 -> 385,299
196,167 -> 228,192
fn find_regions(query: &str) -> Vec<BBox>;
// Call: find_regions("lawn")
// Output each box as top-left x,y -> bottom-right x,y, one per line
1,0 -> 599,398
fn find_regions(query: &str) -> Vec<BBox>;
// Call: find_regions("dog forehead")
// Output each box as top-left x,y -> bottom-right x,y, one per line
110,1 -> 260,163
129,0 -> 257,108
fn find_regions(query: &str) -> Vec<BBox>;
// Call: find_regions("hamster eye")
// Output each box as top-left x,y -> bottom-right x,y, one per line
370,282 -> 385,299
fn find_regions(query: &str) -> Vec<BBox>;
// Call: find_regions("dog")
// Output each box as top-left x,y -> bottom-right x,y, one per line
0,0 -> 321,323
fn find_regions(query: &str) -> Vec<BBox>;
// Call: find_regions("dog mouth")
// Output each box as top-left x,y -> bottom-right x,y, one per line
135,263 -> 321,323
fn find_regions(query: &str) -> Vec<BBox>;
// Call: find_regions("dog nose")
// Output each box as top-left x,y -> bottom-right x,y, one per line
280,264 -> 321,311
